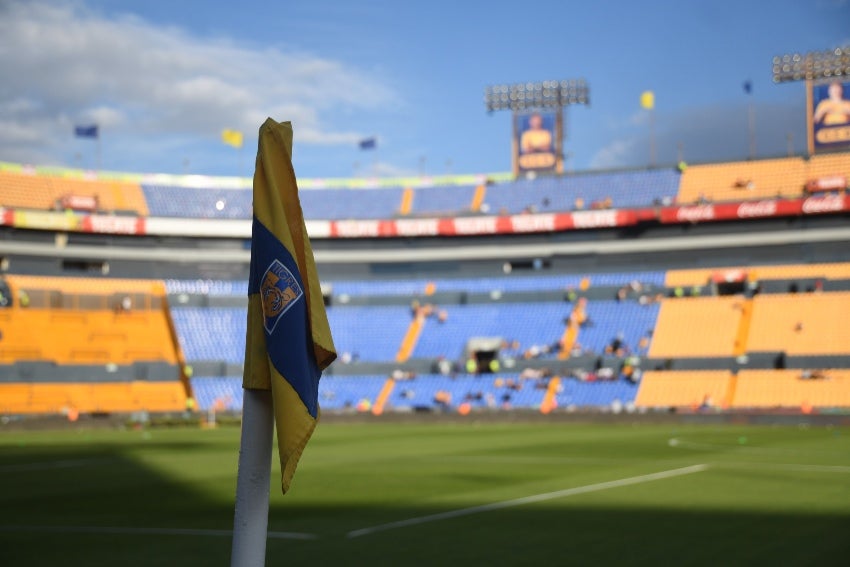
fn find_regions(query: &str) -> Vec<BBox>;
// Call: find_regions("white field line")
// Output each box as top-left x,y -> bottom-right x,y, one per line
346,463 -> 708,539
712,461 -> 850,474
0,525 -> 318,541
668,437 -> 847,457
0,458 -> 111,473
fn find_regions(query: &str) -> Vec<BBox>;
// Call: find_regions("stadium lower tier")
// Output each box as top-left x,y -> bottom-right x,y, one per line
191,374 -> 640,414
635,369 -> 850,409
0,381 -> 187,414
191,369 -> 850,415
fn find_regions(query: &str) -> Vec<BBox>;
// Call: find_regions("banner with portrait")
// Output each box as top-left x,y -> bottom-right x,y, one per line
514,110 -> 560,175
811,79 -> 850,153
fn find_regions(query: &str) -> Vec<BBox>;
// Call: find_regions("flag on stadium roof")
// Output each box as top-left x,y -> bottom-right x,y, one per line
242,118 -> 336,494
640,91 -> 655,110
74,124 -> 99,138
358,137 -> 377,150
221,128 -> 244,148
743,80 -> 753,94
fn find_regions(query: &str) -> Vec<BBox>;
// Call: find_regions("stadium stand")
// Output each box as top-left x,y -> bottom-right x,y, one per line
648,296 -> 743,358
747,292 -> 850,355
0,276 -> 187,414
731,369 -> 850,409
409,183 -> 478,216
665,263 -> 850,288
0,169 -> 149,215
481,169 -> 680,213
634,370 -> 733,409
674,154 -> 849,204
413,302 -> 567,360
141,184 -> 252,219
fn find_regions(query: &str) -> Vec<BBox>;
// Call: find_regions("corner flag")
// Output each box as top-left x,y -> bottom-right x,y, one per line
243,118 -> 336,494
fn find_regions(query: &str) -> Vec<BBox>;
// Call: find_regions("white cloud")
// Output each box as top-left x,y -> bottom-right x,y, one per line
0,0 -> 398,167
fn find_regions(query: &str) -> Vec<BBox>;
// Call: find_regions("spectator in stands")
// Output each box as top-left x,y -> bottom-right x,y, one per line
18,289 -> 30,308
434,390 -> 452,410
573,197 -> 585,210
437,309 -> 448,323
813,80 -> 850,125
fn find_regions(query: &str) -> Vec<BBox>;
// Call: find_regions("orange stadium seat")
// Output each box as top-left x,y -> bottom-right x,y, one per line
0,276 -> 187,415
806,153 -> 850,182
634,370 -> 732,408
677,157 -> 808,203
0,382 -> 186,414
732,369 -> 850,408
665,262 -> 850,287
747,292 -> 850,355
0,170 -> 149,215
648,296 -> 743,358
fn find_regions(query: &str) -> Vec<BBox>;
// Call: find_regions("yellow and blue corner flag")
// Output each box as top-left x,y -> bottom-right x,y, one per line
222,128 -> 244,148
243,118 -> 336,494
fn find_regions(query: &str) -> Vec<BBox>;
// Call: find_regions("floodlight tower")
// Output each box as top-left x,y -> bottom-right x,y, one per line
772,46 -> 850,155
484,79 -> 589,177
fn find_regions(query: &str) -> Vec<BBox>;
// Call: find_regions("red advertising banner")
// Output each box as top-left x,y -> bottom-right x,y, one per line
0,196 -> 845,239
659,195 -> 849,224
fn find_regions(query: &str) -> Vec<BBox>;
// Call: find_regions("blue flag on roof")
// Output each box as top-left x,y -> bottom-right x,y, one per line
74,125 -> 99,138
358,137 -> 377,150
243,118 -> 336,494
743,80 -> 753,95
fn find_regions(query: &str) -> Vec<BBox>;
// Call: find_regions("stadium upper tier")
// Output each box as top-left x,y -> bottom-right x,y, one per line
164,270 -> 665,297
2,153 -> 847,222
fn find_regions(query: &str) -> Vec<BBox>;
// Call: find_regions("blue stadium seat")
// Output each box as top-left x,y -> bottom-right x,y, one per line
410,184 -> 477,216
482,170 -> 680,214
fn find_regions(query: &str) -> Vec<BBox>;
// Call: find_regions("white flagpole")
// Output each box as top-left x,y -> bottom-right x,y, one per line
231,388 -> 274,567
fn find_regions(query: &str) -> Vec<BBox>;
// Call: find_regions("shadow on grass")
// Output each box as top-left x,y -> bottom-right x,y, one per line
0,441 -> 848,567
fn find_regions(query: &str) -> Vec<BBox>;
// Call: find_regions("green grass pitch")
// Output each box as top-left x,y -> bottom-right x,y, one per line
1,420 -> 849,566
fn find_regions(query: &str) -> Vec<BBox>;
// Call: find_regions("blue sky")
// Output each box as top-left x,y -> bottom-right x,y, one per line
1,0 -> 848,179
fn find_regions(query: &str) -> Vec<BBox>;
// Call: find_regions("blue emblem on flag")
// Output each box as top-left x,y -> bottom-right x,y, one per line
260,259 -> 304,334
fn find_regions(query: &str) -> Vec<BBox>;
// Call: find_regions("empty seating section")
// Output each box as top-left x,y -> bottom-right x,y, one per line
0,170 -> 149,215
410,184 -> 477,215
330,270 -> 665,297
554,379 -> 639,408
732,369 -> 850,408
577,301 -> 659,355
482,170 -> 680,214
665,262 -> 850,287
0,276 -> 186,414
171,308 -> 246,363
0,382 -> 186,414
299,187 -> 403,219
747,293 -> 850,355
190,376 -> 245,412
141,185 -> 252,219
0,310 -> 177,364
648,297 -> 743,358
413,303 -> 567,360
634,371 -> 732,408
807,153 -> 850,182
677,157 -> 806,203
327,306 -> 412,361
166,279 -> 248,296
1,276 -> 175,365
319,375 -> 388,410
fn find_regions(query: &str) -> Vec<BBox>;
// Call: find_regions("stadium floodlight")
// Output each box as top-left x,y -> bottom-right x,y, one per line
772,46 -> 850,155
772,46 -> 850,83
484,79 -> 590,177
484,79 -> 590,112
